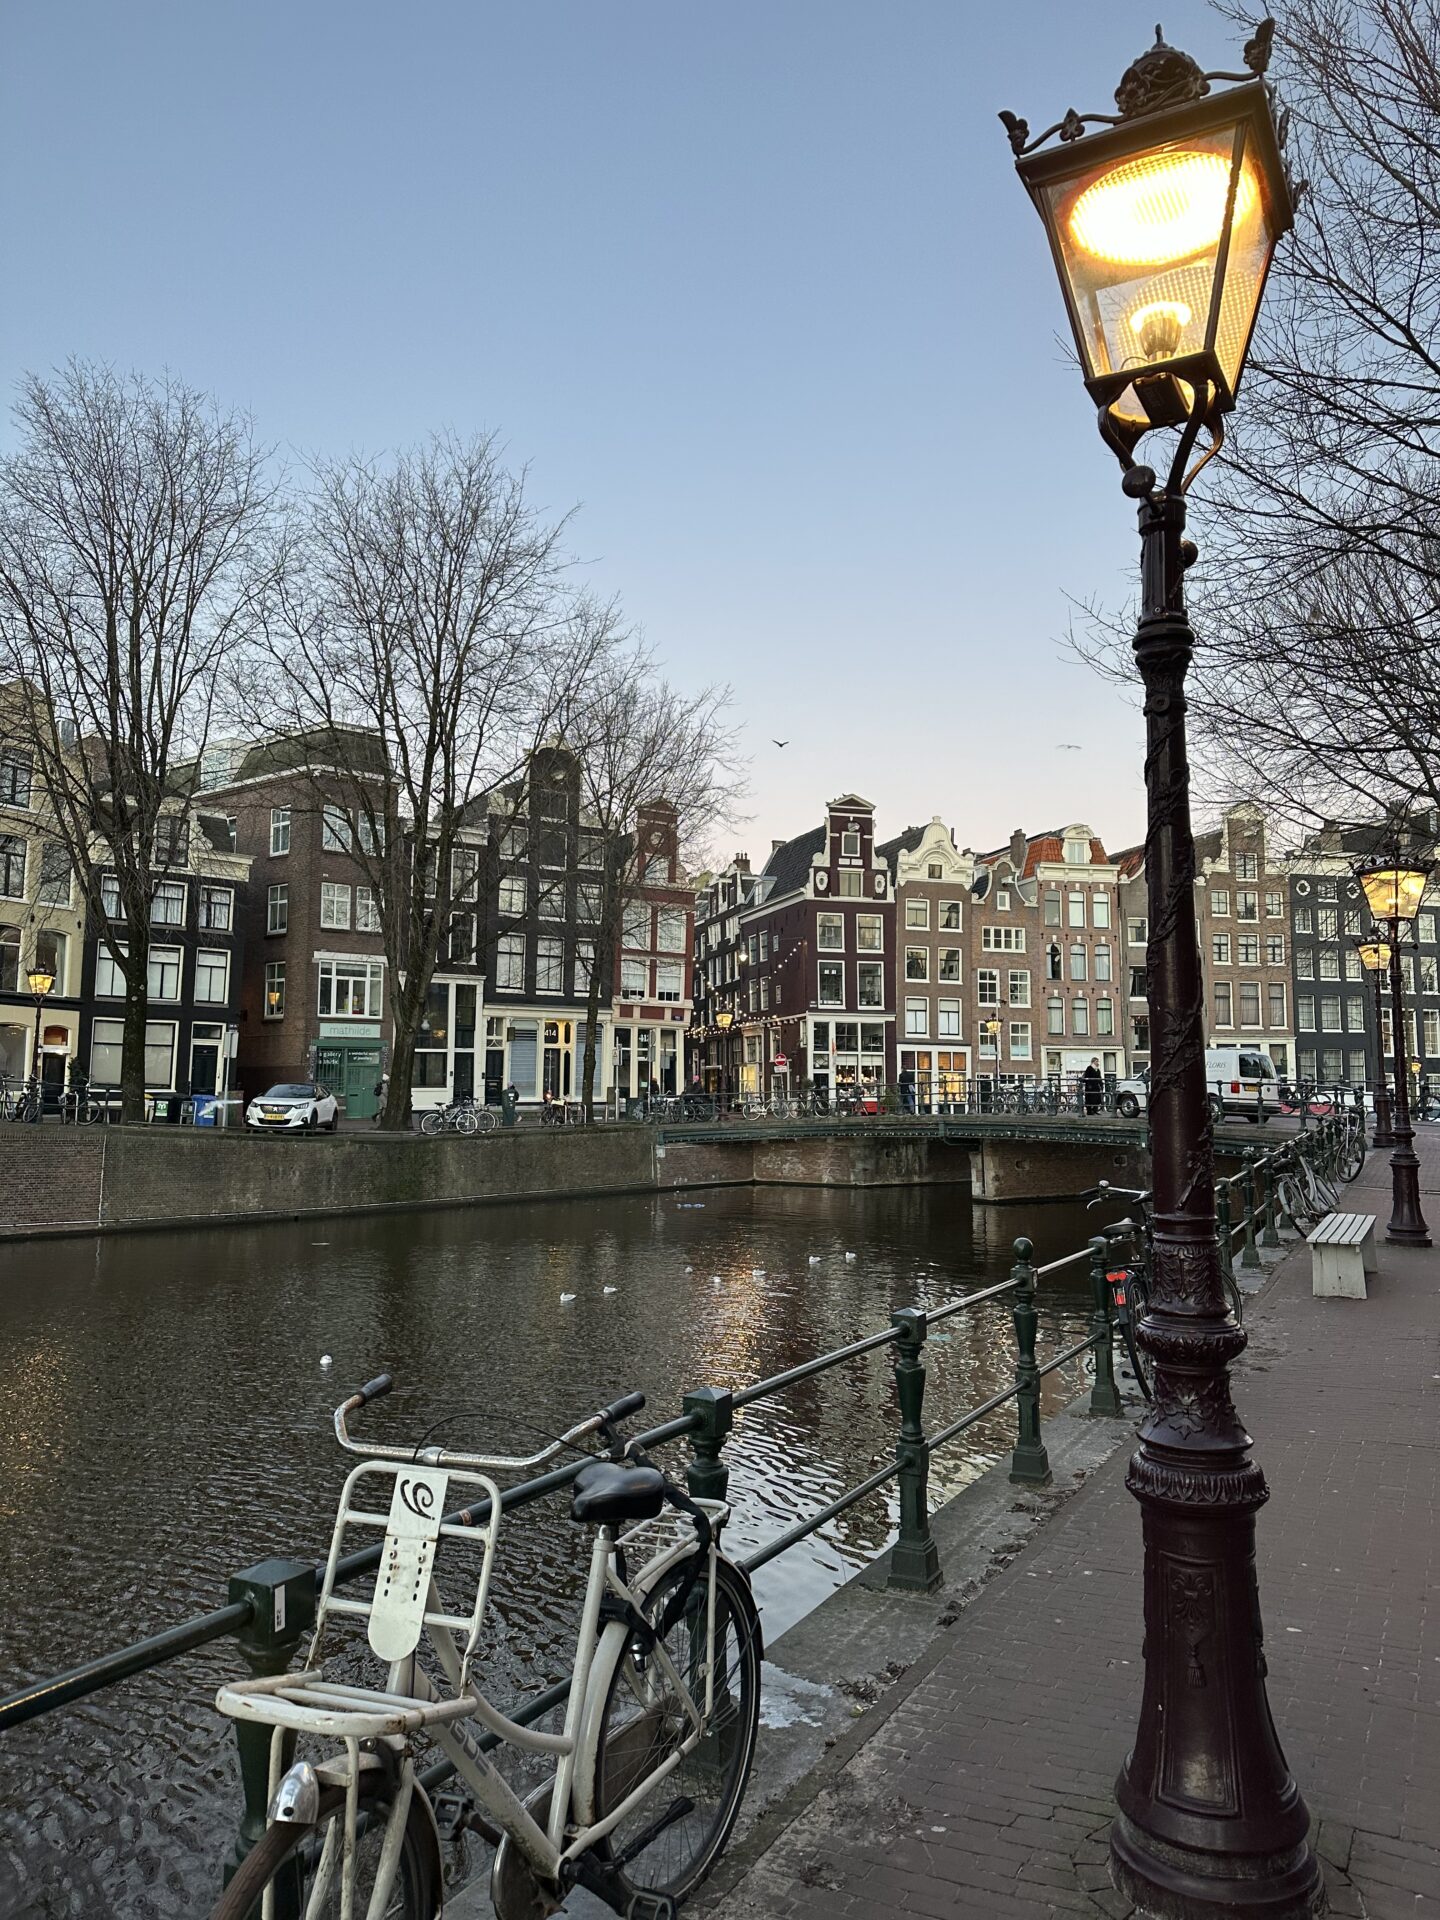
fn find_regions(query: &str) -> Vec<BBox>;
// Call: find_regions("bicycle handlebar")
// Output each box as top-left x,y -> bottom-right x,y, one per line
333,1378 -> 648,1473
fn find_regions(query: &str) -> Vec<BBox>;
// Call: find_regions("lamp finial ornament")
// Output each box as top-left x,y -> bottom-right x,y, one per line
1115,26 -> 1209,119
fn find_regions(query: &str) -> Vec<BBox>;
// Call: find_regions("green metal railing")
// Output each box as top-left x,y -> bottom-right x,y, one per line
0,1113 -> 1351,1902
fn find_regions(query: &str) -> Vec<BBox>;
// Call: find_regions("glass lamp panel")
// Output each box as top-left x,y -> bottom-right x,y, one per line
1360,866 -> 1429,921
1357,940 -> 1391,972
1209,122 -> 1279,393
1044,124 -> 1257,413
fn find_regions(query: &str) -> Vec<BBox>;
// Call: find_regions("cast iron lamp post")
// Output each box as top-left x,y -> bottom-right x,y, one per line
1357,856 -> 1431,1245
26,963 -> 54,1123
1003,21 -> 1324,1917
1354,934 -> 1396,1148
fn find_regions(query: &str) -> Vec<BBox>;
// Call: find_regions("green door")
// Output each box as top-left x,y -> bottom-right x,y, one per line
342,1046 -> 381,1120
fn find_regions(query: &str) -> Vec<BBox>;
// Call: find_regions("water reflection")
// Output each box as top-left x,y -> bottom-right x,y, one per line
0,1184 -> 1115,1915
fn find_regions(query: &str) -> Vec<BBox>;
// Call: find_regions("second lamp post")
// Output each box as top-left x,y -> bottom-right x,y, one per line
1357,855 -> 1431,1245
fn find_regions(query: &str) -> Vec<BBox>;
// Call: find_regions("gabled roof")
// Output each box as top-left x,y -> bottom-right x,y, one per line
976,828 -> 1110,878
1112,844 -> 1145,878
760,824 -> 826,898
827,792 -> 874,812
876,826 -> 925,874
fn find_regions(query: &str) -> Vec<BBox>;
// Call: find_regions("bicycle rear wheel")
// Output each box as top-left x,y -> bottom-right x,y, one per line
1117,1272 -> 1153,1401
473,1105 -> 498,1133
419,1109 -> 446,1136
590,1553 -> 761,1902
208,1775 -> 438,1919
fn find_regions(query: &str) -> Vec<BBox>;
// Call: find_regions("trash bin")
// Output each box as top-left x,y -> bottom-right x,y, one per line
500,1089 -> 518,1129
192,1095 -> 217,1127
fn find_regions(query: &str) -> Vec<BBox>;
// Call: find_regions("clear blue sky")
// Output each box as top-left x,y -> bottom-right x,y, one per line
4,0 -> 1233,863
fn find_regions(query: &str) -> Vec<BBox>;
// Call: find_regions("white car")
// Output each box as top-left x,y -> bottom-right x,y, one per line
246,1082 -> 339,1133
1115,1069 -> 1149,1120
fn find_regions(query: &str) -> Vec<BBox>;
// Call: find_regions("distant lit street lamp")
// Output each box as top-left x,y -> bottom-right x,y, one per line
1002,20 -> 1322,1916
1357,855 -> 1432,1245
1354,933 -> 1395,1147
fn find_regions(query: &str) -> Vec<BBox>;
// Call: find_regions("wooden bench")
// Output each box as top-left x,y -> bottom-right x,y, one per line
1307,1211 -> 1379,1299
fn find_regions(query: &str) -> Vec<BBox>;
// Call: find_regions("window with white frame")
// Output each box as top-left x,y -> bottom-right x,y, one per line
0,748 -> 33,808
356,810 -> 383,858
1344,950 -> 1363,982
995,889 -> 1010,910
1320,995 -> 1342,1032
937,998 -> 960,1036
1426,1010 -> 1440,1055
578,828 -> 603,868
657,908 -> 685,951
622,902 -> 649,946
656,960 -> 683,1001
1235,851 -> 1259,880
1127,916 -> 1147,944
37,843 -> 71,905
1044,892 -> 1062,926
94,944 -> 126,998
856,914 -> 882,951
1072,997 -> 1089,1034
1239,982 -> 1261,1026
1269,984 -> 1287,1028
1419,911 -> 1437,944
619,957 -> 648,998
818,962 -> 843,1006
1266,934 -> 1286,966
939,899 -> 961,930
1318,950 -> 1340,980
267,884 -> 287,934
1215,982 -> 1233,1026
199,885 -> 232,931
932,947 -> 956,982
148,946 -> 181,1000
92,1017 -> 176,1089
1297,993 -> 1315,1031
356,885 -> 381,932
1296,948 -> 1315,980
320,882 -> 351,930
196,950 -> 230,1002
264,961 -> 285,1019
536,938 -> 563,992
981,926 -> 1025,951
1010,1021 -> 1032,1059
905,996 -> 927,1036
906,898 -> 929,930
838,869 -> 862,897
1210,889 -> 1230,916
841,830 -> 860,858
1047,995 -> 1064,1034
977,968 -> 1000,1005
269,808 -> 290,856
1238,933 -> 1260,965
501,823 -> 529,861
1345,995 -> 1366,1032
858,960 -> 884,1007
817,914 -> 843,950
1212,933 -> 1231,965
1069,943 -> 1087,980
1092,891 -> 1111,927
1293,906 -> 1312,933
1067,892 -> 1085,927
496,935 -> 524,990
576,941 -> 595,993
1008,969 -> 1030,1006
1096,997 -> 1114,1035
451,847 -> 480,904
573,882 -> 601,923
537,885 -> 564,922
499,876 -> 527,917
1317,907 -> 1338,941
905,946 -> 928,981
318,958 -> 384,1019
151,881 -> 186,926
1093,944 -> 1112,981
1266,889 -> 1284,917
322,805 -> 350,852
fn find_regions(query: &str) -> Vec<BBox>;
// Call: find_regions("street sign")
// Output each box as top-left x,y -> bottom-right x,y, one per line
773,1054 -> 788,1069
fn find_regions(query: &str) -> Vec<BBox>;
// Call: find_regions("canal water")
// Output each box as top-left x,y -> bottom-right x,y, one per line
0,1183 -> 1120,1916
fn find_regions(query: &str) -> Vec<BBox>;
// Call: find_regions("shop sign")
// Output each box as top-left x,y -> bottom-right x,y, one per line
319,1021 -> 382,1041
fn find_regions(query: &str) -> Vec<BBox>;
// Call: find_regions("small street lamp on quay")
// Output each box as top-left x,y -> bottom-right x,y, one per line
1357,854 -> 1432,1246
1002,19 -> 1324,1918
26,963 -> 54,1122
1354,933 -> 1396,1148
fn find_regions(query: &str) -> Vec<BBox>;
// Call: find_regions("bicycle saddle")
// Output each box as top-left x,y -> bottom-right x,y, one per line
570,1460 -> 666,1524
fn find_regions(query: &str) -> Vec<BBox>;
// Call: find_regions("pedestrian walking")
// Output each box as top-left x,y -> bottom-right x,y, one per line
1082,1057 -> 1104,1115
898,1066 -> 917,1115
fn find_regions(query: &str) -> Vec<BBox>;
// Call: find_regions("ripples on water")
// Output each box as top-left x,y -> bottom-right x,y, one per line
0,1184 -> 1118,1915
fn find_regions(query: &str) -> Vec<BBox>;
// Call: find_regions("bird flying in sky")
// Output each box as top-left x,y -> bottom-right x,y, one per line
1056,743 -> 1082,750
772,738 -> 789,748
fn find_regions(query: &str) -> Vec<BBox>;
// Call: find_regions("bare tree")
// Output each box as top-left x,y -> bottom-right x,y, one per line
1078,3 -> 1440,832
0,363 -> 272,1118
566,646 -> 740,1121
264,433 -> 614,1129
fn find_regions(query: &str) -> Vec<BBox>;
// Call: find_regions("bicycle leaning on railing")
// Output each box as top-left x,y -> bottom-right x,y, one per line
419,1096 -> 498,1137
210,1377 -> 761,1920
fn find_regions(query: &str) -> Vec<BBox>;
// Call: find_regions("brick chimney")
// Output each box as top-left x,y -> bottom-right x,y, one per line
734,853 -> 751,873
1009,827 -> 1028,868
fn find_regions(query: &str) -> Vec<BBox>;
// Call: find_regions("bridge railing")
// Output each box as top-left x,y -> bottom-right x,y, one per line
0,1118 -> 1351,1904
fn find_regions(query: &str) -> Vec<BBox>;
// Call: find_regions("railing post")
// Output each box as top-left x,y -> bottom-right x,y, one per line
888,1308 -> 942,1591
1260,1153 -> 1280,1248
1240,1153 -> 1262,1270
682,1387 -> 734,1501
1216,1177 -> 1233,1275
224,1559 -> 315,1910
1087,1234 -> 1123,1418
1009,1236 -> 1052,1485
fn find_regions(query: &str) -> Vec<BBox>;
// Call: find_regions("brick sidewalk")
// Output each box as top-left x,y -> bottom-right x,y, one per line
712,1134 -> 1440,1919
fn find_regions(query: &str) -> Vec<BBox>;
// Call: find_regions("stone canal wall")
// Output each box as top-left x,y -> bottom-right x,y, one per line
0,1123 -> 1153,1241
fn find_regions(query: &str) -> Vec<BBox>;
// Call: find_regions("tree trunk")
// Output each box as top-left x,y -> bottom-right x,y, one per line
119,922 -> 151,1125
582,960 -> 603,1123
383,1017 -> 419,1132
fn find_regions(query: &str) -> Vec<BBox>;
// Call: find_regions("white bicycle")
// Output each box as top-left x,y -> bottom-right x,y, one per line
211,1378 -> 761,1920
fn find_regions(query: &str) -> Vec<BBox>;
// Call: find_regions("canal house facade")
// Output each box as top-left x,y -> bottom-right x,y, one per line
729,795 -> 897,1102
1194,803 -> 1294,1078
691,854 -> 757,1096
882,817 -> 975,1101
611,800 -> 693,1102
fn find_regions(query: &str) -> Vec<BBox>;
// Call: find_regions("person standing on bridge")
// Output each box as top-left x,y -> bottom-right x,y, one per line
1082,1057 -> 1103,1115
898,1066 -> 916,1115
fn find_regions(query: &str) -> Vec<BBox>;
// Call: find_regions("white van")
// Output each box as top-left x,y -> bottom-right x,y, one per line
1205,1045 -> 1280,1120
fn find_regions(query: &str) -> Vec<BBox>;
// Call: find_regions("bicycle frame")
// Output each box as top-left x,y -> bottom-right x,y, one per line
236,1482 -> 726,1920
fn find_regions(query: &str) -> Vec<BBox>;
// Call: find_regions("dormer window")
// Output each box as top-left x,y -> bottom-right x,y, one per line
1063,836 -> 1089,865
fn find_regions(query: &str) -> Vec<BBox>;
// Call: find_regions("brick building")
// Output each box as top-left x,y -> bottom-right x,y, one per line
973,824 -> 1125,1087
1194,803 -> 1293,1075
691,855 -> 757,1095
198,735 -> 390,1119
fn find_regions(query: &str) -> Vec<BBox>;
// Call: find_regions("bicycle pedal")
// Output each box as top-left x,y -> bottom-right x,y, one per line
625,1896 -> 677,1920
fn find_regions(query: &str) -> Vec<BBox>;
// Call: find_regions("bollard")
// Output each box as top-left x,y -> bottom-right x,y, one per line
1216,1178 -> 1233,1274
1241,1155 -> 1262,1270
888,1308 -> 942,1591
1087,1235 -> 1123,1418
1009,1237 -> 1052,1485
224,1559 -> 316,1912
682,1387 -> 733,1501
1261,1153 -> 1280,1249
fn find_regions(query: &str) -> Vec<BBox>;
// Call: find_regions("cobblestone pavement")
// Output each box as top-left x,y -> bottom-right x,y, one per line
711,1133 -> 1440,1918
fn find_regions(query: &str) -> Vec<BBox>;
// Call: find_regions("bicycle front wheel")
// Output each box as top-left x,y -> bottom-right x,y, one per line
208,1775 -> 438,1920
454,1107 -> 479,1135
473,1105 -> 498,1132
590,1553 -> 761,1902
419,1109 -> 445,1136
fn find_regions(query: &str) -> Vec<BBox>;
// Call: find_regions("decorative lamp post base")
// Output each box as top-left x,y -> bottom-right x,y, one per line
1112,1811 -> 1325,1919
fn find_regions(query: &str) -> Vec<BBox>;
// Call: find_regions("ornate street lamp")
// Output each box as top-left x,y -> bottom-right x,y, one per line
1002,22 -> 1321,1918
1357,854 -> 1432,1245
1354,934 -> 1395,1147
